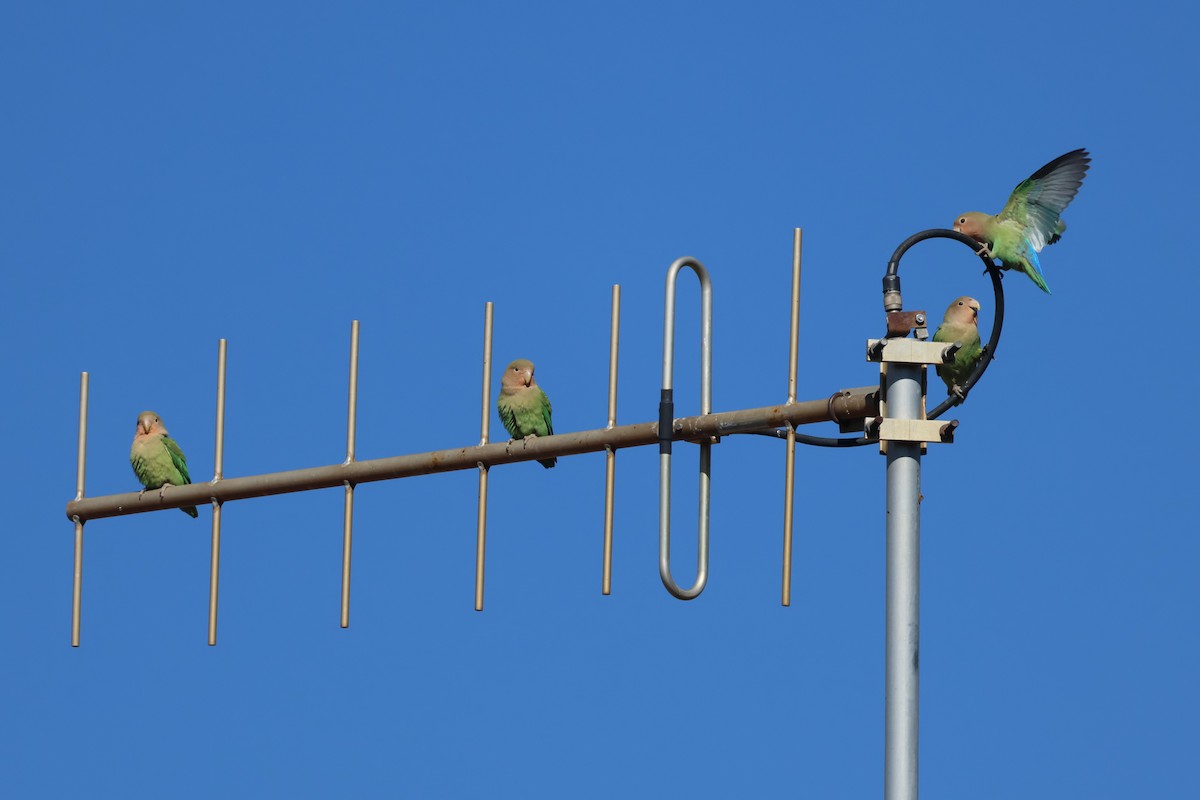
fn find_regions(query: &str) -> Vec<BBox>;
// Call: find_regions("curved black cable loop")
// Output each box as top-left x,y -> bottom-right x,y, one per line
890,229 -> 1004,419
741,227 -> 1005,447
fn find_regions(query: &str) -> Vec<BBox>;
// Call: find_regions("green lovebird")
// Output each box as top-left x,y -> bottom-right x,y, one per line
497,359 -> 556,469
954,148 -> 1091,294
932,296 -> 982,398
129,410 -> 198,517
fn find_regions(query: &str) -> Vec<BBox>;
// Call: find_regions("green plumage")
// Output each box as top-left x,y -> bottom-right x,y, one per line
981,218 -> 1052,292
954,148 -> 1091,294
932,297 -> 983,397
498,388 -> 553,439
497,359 -> 556,468
130,411 -> 198,517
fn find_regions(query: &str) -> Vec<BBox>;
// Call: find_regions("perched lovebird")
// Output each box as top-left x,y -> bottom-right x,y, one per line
129,410 -> 198,517
497,359 -> 556,469
932,297 -> 983,398
953,148 -> 1091,294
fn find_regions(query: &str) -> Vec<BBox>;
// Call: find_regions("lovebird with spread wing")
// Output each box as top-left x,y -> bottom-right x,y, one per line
129,410 -> 198,517
954,148 -> 1090,294
497,359 -> 556,469
932,297 -> 983,399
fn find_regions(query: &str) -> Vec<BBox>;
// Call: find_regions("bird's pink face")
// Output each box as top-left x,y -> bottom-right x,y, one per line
136,412 -> 160,436
954,213 -> 985,240
947,297 -> 980,326
964,299 -> 981,325
502,361 -> 534,389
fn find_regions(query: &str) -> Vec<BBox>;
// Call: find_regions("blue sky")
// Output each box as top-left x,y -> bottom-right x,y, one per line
4,2 -> 1197,797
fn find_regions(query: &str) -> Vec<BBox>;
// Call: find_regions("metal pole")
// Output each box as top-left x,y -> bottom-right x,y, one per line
782,228 -> 802,606
209,339 -> 227,646
66,387 -> 881,523
475,302 -> 493,611
71,371 -> 88,647
602,284 -> 620,595
885,362 -> 921,800
341,320 -> 359,628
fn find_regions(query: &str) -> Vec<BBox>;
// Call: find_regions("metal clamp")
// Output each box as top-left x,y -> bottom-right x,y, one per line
866,338 -> 958,366
864,417 -> 958,444
659,257 -> 713,600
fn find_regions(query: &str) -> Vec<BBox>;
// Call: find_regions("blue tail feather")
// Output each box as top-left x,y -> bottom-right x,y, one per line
1023,240 -> 1052,294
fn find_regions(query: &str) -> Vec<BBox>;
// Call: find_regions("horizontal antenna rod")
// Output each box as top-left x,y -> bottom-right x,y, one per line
65,386 -> 879,523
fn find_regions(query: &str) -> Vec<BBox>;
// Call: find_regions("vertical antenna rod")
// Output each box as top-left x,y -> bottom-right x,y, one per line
884,361 -> 922,800
602,284 -> 621,595
475,302 -> 494,611
659,258 -> 713,600
71,371 -> 89,647
781,228 -> 802,606
341,320 -> 360,628
208,339 -> 227,646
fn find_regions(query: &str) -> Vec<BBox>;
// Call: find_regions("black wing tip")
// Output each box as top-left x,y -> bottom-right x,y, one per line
1031,147 -> 1092,180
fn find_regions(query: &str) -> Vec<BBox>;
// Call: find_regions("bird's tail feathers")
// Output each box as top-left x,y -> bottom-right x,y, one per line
1023,246 -> 1052,294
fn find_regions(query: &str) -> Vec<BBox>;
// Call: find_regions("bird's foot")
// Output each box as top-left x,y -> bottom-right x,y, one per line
974,242 -> 994,259
138,487 -> 148,501
158,482 -> 174,501
951,385 -> 966,401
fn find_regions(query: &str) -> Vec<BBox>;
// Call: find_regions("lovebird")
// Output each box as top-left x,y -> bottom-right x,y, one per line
497,359 -> 556,468
129,410 -> 198,517
953,148 -> 1091,294
932,296 -> 982,398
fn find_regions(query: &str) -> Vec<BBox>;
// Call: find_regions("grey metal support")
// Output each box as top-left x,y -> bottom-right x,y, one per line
659,257 -> 713,600
208,339 -> 227,645
875,226 -> 995,799
781,228 -> 802,606
71,371 -> 88,647
65,387 -> 879,523
884,361 -> 922,800
475,302 -> 493,612
602,284 -> 620,596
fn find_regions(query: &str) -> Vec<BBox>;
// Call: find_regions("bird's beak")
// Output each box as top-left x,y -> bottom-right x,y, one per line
523,370 -> 533,387
138,420 -> 150,435
953,221 -> 963,233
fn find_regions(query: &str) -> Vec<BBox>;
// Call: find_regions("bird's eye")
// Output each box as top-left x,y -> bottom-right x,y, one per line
957,301 -> 964,306
958,217 -> 966,224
